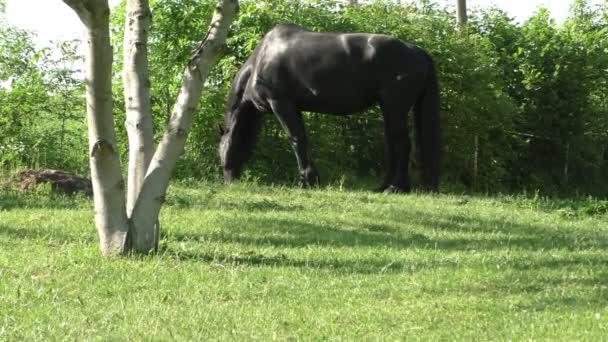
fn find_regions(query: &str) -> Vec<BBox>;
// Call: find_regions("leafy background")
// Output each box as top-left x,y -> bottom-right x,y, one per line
1,0 -> 607,195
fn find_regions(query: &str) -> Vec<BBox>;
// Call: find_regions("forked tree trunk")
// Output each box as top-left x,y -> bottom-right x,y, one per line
123,0 -> 154,217
122,0 -> 158,251
62,0 -> 239,255
62,0 -> 129,255
129,0 -> 239,253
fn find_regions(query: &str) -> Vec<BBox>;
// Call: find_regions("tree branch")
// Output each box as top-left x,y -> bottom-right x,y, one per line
129,0 -> 239,253
64,0 -> 130,255
123,0 -> 154,218
62,0 -> 91,26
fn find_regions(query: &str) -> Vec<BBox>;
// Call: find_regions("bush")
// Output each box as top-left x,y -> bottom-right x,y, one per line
2,0 -> 607,196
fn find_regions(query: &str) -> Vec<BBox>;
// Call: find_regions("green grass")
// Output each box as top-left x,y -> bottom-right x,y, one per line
1,181 -> 607,340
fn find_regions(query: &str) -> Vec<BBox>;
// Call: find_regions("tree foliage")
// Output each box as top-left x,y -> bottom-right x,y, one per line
0,19 -> 86,171
2,0 -> 607,196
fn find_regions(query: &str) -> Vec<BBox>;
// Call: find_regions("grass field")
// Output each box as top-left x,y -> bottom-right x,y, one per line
1,181 -> 608,340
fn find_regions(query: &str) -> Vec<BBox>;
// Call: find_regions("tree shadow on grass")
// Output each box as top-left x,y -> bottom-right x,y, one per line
215,199 -> 306,212
0,224 -> 94,243
164,211 -> 608,286
160,243 -> 608,276
170,213 -> 608,252
0,191 -> 89,211
162,214 -> 608,310
158,247 -> 433,275
385,208 -> 608,251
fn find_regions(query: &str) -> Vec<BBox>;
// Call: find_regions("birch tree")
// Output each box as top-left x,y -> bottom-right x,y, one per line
62,0 -> 239,255
456,0 -> 467,27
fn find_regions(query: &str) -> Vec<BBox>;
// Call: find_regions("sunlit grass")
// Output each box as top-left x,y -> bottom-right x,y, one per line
1,181 -> 607,340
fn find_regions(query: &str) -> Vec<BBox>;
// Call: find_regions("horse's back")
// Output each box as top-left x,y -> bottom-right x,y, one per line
245,24 -> 431,114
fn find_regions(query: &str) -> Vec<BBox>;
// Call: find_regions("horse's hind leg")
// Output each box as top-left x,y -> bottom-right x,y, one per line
378,91 -> 417,193
269,99 -> 320,187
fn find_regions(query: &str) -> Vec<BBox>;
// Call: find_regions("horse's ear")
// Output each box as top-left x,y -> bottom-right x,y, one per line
218,124 -> 226,136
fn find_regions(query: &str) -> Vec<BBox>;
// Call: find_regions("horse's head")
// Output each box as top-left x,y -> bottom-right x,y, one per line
218,122 -> 241,182
218,101 -> 263,183
219,61 -> 263,183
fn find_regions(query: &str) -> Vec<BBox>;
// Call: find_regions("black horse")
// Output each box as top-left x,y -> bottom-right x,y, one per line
219,24 -> 440,193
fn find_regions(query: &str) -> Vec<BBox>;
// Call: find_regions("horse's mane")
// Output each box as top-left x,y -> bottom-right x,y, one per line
223,68 -> 250,131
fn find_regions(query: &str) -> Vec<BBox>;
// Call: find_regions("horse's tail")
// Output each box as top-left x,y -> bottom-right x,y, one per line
414,53 -> 441,192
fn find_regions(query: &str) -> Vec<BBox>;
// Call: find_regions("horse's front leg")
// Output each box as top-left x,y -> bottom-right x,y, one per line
269,99 -> 320,187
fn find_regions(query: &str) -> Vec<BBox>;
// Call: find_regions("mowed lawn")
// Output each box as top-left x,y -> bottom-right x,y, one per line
1,182 -> 607,340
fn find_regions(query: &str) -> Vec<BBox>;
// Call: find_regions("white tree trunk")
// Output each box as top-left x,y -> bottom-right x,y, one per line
456,0 -> 467,27
123,0 -> 154,217
129,0 -> 239,253
122,0 -> 158,251
63,0 -> 130,256
64,0 -> 239,255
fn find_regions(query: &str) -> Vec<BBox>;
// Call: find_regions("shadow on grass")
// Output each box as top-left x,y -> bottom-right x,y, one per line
216,199 -> 306,212
163,210 -> 608,304
161,223 -> 608,310
390,208 -> 608,251
0,191 -> 89,211
158,247 -> 427,274
170,213 -> 608,252
160,243 -> 608,275
0,224 -> 94,243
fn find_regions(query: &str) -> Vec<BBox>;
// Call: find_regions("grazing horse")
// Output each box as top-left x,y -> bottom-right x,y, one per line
219,23 -> 440,193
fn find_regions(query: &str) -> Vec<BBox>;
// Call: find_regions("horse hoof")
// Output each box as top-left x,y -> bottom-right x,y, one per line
300,180 -> 320,188
300,167 -> 320,188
